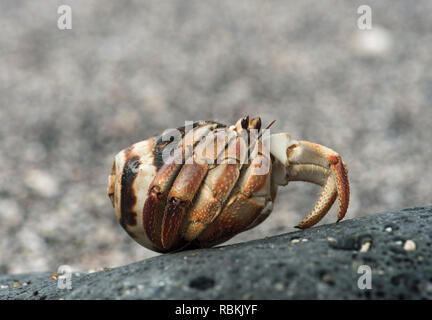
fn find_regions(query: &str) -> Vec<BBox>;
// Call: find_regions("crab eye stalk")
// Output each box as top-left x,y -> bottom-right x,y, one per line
247,116 -> 262,131
255,117 -> 261,131
241,116 -> 249,129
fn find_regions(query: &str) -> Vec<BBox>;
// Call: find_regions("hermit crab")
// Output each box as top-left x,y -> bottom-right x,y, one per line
108,116 -> 349,252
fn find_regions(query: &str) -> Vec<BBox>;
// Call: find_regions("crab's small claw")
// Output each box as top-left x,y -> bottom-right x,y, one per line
270,133 -> 350,228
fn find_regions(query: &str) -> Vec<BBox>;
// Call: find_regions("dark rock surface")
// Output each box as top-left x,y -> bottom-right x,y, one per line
1,206 -> 431,300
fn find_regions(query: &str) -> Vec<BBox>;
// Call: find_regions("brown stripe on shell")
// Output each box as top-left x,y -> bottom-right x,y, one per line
124,145 -> 134,157
120,151 -> 140,229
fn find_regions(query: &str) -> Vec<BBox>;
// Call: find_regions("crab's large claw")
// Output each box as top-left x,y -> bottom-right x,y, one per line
270,133 -> 350,229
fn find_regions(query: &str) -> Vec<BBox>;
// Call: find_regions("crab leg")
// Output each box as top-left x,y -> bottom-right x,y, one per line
160,128 -> 234,249
182,133 -> 247,242
196,139 -> 272,247
162,117 -> 252,249
142,123 -> 218,251
270,133 -> 350,229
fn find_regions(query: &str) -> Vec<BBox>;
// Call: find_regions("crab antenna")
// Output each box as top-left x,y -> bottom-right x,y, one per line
255,119 -> 276,141
265,120 -> 276,130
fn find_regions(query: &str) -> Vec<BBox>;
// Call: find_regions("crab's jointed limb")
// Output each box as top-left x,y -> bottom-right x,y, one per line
270,133 -> 350,229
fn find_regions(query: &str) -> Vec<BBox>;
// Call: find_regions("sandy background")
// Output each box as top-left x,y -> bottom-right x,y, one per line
1,0 -> 431,274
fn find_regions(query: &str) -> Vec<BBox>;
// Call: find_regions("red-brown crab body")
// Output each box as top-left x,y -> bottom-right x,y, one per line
108,117 -> 349,252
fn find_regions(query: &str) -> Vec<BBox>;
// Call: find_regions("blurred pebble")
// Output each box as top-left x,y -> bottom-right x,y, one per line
24,169 -> 59,198
274,283 -> 284,291
0,199 -> 23,228
352,25 -> 393,57
403,240 -> 416,251
360,241 -> 371,252
112,109 -> 140,135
